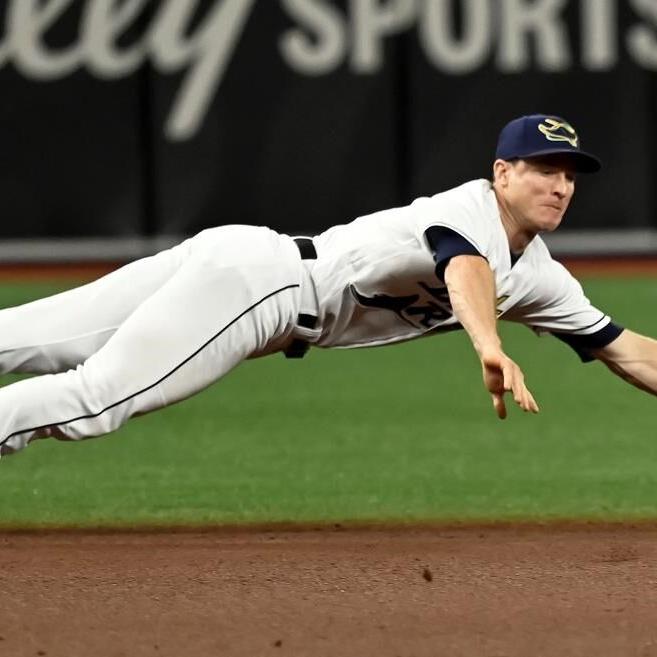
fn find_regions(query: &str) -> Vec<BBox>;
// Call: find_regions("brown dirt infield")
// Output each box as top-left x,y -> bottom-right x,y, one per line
2,524 -> 657,657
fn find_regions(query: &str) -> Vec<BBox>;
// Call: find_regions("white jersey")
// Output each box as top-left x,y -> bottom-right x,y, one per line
310,179 -> 611,349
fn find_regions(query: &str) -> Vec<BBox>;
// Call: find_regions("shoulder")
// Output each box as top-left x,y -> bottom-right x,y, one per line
525,236 -> 570,273
411,179 -> 498,248
523,237 -> 584,296
523,235 -> 556,267
424,179 -> 493,210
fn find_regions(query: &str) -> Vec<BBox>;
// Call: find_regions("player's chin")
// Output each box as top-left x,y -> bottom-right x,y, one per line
535,209 -> 565,233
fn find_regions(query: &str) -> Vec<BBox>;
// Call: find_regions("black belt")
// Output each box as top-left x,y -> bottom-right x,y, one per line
285,238 -> 318,359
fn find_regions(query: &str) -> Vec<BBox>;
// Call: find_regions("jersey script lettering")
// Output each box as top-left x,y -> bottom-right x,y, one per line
350,281 -> 453,329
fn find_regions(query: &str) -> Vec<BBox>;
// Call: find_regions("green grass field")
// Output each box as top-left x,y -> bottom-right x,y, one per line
2,276 -> 657,527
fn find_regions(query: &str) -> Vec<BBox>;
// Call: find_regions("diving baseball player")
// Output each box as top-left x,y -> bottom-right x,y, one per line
2,114 -> 657,457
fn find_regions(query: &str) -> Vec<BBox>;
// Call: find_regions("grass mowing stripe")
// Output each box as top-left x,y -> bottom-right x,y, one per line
1,276 -> 657,526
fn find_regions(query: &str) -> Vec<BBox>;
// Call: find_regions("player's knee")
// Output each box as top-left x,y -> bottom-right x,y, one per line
59,366 -> 133,439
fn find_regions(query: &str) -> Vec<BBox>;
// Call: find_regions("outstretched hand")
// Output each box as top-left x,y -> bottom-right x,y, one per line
480,349 -> 540,419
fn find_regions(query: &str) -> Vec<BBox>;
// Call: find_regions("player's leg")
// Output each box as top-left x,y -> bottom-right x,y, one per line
0,228 -> 303,456
0,246 -> 190,374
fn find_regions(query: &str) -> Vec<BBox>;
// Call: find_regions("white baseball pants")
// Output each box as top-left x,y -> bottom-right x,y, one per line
0,226 -> 314,457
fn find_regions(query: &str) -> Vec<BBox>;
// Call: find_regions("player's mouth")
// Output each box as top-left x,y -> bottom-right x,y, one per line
543,203 -> 564,212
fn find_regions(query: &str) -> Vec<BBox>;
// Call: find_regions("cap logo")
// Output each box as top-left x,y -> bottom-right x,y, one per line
538,118 -> 579,148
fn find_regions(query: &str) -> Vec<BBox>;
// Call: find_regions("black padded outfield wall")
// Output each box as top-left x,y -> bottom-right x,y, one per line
0,0 -> 656,241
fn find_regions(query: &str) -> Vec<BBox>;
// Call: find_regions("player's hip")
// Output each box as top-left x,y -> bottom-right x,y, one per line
173,225 -> 321,357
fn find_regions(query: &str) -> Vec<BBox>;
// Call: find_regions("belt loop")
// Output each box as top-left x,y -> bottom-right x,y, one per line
285,237 -> 318,359
284,315 -> 317,359
293,237 -> 317,260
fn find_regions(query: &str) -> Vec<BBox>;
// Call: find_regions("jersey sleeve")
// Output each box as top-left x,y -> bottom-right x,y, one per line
424,226 -> 485,282
551,322 -> 624,362
508,258 -> 623,362
412,185 -> 494,261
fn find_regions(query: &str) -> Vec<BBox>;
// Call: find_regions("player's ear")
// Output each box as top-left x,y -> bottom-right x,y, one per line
493,159 -> 511,187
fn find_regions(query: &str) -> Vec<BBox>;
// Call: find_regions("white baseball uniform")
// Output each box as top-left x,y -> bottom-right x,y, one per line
0,179 -> 621,456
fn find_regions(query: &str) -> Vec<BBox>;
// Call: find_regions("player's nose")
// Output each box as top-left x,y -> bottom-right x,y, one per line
552,172 -> 571,199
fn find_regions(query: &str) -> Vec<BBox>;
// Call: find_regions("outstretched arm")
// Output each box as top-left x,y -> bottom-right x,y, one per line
444,255 -> 540,419
592,329 -> 657,396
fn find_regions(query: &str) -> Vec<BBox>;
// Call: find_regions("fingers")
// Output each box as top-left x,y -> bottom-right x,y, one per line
525,389 -> 540,414
501,360 -> 540,415
481,351 -> 540,418
491,392 -> 507,420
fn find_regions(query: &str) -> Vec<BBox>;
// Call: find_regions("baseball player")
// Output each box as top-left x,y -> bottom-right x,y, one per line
2,113 -> 656,458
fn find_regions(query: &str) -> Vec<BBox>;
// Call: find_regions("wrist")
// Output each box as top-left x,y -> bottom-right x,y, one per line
475,338 -> 503,358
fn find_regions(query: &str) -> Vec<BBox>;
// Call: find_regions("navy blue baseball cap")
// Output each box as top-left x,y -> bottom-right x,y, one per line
496,114 -> 601,173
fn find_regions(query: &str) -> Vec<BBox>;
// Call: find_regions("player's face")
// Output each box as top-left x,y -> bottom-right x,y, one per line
497,156 -> 576,233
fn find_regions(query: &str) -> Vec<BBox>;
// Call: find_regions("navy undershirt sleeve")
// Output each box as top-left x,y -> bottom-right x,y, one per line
424,226 -> 485,282
551,322 -> 624,363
